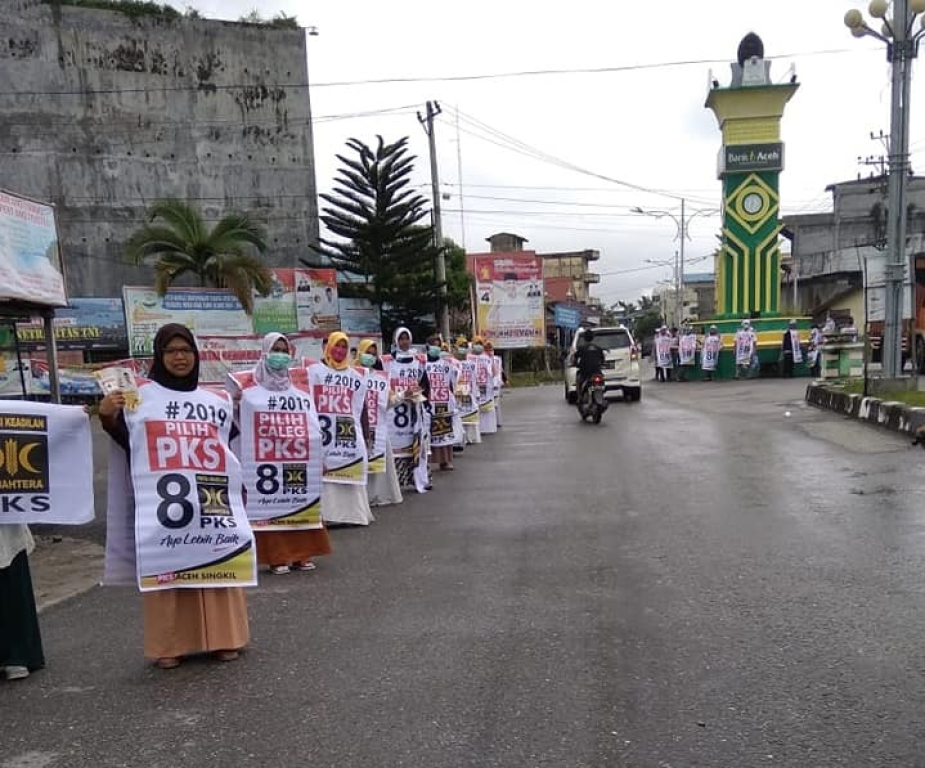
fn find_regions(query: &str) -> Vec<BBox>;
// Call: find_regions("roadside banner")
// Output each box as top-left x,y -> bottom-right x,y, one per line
17,297 -> 127,352
473,255 -> 545,349
123,286 -> 252,356
197,336 -> 262,385
253,269 -> 298,335
0,190 -> 67,307
0,400 -> 94,524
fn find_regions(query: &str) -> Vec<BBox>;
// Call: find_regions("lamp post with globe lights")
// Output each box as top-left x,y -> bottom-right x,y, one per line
633,202 -> 718,328
845,0 -> 925,379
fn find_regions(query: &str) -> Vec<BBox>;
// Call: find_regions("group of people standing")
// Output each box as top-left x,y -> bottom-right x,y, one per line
0,323 -> 507,678
653,324 -> 726,382
652,319 -> 823,381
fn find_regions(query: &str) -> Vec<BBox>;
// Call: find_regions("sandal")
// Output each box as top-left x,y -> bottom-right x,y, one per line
156,657 -> 180,670
269,564 -> 290,575
294,560 -> 316,571
214,650 -> 239,662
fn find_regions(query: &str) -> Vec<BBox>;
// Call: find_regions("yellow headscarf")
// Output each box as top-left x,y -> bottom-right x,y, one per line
324,331 -> 351,371
357,338 -> 377,358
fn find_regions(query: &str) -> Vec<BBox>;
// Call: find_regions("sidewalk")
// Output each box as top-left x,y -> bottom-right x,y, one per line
30,534 -> 104,612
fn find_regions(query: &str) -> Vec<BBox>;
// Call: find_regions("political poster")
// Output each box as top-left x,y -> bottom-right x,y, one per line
295,268 -> 339,332
0,190 -> 67,307
126,382 -> 257,591
473,255 -> 545,349
123,287 -> 253,357
0,400 -> 94,524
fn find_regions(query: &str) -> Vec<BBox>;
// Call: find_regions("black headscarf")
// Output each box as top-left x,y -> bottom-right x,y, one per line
148,323 -> 200,392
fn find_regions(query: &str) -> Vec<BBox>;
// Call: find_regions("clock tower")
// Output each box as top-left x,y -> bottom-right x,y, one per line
705,33 -> 798,318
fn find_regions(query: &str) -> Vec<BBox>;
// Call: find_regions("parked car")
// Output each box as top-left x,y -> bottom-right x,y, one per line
564,325 -> 642,403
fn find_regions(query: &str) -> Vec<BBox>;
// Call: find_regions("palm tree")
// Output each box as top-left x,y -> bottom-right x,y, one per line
126,199 -> 272,314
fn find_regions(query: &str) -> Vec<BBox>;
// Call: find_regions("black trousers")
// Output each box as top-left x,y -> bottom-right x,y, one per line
782,352 -> 794,377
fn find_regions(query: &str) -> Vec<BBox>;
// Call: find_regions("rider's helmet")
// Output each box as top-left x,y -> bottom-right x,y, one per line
583,329 -> 595,343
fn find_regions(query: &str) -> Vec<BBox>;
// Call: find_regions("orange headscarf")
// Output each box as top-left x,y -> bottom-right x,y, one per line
323,331 -> 351,371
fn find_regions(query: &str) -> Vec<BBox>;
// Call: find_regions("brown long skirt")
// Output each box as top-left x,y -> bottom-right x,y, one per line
142,587 -> 248,660
255,529 -> 331,567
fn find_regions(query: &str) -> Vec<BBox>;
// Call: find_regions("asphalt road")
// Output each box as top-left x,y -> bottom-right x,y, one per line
6,377 -> 925,768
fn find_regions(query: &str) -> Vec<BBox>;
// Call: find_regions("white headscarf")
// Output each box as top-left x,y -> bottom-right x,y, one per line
254,331 -> 291,391
393,326 -> 414,362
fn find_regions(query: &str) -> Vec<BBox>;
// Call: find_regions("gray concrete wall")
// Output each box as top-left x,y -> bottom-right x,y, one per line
0,0 -> 319,298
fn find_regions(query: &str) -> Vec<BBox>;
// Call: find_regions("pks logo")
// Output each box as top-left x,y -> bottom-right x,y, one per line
0,434 -> 49,493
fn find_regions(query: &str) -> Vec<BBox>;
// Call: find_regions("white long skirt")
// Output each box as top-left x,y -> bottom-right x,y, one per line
480,405 -> 498,435
322,482 -> 374,526
368,442 -> 403,508
462,419 -> 481,445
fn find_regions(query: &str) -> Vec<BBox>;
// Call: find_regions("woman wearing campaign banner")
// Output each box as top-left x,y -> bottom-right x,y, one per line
387,327 -> 431,493
357,339 -> 402,508
229,333 -> 330,575
0,524 -> 44,680
100,324 -> 252,671
308,331 -> 374,526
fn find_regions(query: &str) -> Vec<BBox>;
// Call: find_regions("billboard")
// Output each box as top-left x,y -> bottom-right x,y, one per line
123,287 -> 253,356
0,190 -> 67,307
16,297 -> 128,351
252,268 -> 340,335
338,297 -> 381,335
473,255 -> 545,349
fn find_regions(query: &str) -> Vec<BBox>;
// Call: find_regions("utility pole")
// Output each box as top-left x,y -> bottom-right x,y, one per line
418,101 -> 450,341
883,0 -> 914,380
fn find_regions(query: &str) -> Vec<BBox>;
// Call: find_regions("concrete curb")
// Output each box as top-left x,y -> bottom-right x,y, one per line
805,383 -> 925,437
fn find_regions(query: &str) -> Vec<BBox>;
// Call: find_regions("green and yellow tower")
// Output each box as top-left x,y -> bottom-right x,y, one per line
705,33 -> 798,318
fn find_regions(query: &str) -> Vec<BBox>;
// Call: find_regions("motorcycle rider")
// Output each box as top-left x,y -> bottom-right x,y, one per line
573,329 -> 606,405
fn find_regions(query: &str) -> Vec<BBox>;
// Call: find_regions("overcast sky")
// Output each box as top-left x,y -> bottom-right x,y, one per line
188,0 -> 915,306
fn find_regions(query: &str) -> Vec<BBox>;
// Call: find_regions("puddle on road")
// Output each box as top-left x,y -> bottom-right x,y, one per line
800,420 -> 909,453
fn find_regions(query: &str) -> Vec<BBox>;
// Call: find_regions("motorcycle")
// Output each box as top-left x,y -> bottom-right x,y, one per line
577,372 -> 608,424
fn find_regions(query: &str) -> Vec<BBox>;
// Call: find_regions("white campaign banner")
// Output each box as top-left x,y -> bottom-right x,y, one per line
363,369 -> 390,474
0,401 -> 94,524
231,371 -> 324,530
307,363 -> 368,485
125,380 -> 257,591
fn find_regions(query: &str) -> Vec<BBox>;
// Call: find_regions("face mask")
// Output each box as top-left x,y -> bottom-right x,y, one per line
330,346 -> 348,363
266,352 -> 291,371
427,346 -> 441,360
472,344 -> 484,354
456,348 -> 469,358
360,353 -> 376,367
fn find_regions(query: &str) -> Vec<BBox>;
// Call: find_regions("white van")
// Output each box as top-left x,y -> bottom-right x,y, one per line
564,326 -> 642,403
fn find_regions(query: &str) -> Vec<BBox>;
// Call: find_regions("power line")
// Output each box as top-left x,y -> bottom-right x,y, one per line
0,46 -> 877,98
444,106 -> 716,206
309,47 -> 873,88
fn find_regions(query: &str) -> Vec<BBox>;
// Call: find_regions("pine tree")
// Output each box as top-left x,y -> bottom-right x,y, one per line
305,135 -> 438,338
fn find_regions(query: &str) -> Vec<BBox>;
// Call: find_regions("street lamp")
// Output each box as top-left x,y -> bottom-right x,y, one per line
633,201 -> 718,327
845,0 -> 925,379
